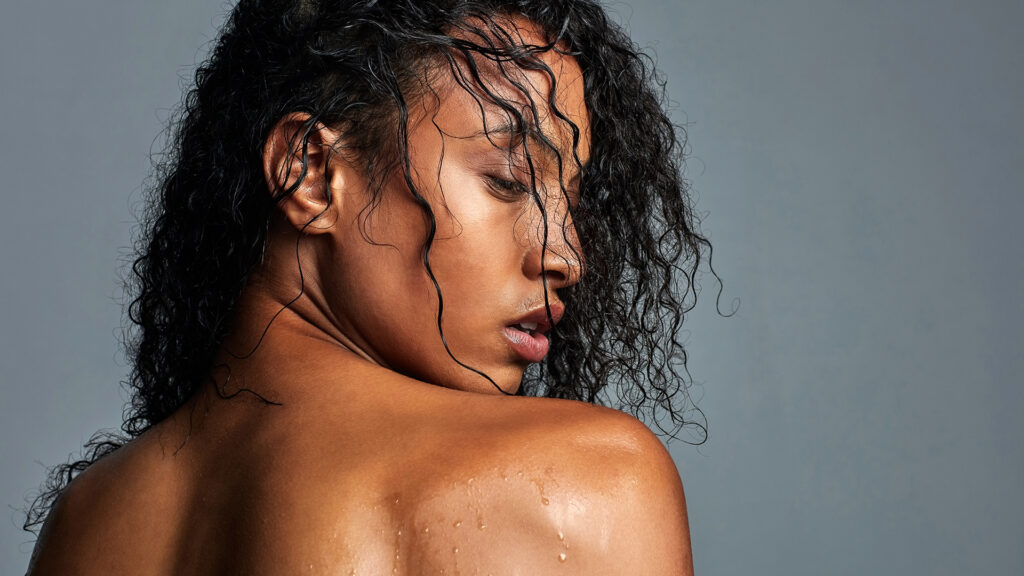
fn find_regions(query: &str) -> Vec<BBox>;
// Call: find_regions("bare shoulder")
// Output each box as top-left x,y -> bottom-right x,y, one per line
515,398 -> 693,575
390,394 -> 694,575
25,432 -> 185,576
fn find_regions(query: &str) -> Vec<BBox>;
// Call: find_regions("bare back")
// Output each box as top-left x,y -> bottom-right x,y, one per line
28,358 -> 692,575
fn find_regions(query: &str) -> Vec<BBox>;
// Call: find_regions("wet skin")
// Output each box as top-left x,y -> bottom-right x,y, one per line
28,19 -> 693,576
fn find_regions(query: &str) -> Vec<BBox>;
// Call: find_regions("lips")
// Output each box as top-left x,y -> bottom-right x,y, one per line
504,302 -> 564,363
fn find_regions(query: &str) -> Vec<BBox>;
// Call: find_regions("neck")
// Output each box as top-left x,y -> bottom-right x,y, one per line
235,223 -> 391,365
203,267 -> 387,404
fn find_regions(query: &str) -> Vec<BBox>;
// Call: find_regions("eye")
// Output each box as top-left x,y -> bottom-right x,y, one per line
485,175 -> 530,202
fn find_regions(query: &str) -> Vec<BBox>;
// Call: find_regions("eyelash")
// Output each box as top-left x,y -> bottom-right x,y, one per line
485,175 -> 530,201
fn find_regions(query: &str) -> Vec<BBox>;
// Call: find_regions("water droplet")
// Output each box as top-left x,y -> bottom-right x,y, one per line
478,521 -> 487,530
394,497 -> 400,505
541,497 -> 550,506
397,529 -> 403,536
423,527 -> 430,534
467,477 -> 475,484
558,552 -> 567,562
453,547 -> 459,554
453,520 -> 462,528
557,530 -> 564,541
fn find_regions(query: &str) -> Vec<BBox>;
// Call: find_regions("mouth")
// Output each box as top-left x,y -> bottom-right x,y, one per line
503,302 -> 565,363
508,321 -> 542,335
503,325 -> 550,363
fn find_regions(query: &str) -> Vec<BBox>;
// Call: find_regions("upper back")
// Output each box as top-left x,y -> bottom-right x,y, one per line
27,377 -> 691,575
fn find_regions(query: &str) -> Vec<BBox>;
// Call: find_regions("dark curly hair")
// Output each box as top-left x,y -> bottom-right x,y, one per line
24,0 -> 723,536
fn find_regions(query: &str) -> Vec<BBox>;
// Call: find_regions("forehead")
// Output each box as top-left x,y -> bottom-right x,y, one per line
416,15 -> 592,167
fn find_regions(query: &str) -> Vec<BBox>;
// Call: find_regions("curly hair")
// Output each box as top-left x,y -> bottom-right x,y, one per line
24,0 -> 722,536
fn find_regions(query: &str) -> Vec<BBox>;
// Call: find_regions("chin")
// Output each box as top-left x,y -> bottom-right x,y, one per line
419,346 -> 526,395
456,363 -> 524,396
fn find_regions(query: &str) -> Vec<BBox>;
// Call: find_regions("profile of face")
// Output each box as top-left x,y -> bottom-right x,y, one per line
272,18 -> 591,395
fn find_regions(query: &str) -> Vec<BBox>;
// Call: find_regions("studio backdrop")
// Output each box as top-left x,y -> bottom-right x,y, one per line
2,1 -> 1021,574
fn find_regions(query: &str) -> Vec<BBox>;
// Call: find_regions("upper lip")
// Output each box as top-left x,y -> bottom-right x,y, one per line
508,301 -> 565,334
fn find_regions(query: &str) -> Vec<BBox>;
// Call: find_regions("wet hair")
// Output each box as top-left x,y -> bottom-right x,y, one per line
24,0 -> 724,536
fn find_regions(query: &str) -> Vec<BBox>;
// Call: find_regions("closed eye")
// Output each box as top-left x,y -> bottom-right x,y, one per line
485,175 -> 530,202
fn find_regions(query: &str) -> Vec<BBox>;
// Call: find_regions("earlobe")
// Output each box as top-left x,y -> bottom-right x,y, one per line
262,112 -> 342,234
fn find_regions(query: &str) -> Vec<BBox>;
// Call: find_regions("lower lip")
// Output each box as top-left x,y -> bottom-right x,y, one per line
503,327 -> 550,363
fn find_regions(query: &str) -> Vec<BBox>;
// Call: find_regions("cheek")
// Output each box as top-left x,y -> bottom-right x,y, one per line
429,182 -> 524,293
425,225 -> 524,371
325,188 -> 439,329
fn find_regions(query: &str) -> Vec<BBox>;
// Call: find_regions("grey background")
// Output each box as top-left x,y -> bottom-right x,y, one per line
2,0 -> 1021,574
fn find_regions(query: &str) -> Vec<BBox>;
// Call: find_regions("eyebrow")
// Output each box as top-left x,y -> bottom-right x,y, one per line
474,121 -> 589,188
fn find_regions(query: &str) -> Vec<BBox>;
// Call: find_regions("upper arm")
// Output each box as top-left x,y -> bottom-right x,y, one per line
24,483 -> 87,576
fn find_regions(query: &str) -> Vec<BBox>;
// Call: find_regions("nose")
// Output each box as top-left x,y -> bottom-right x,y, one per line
520,198 -> 584,291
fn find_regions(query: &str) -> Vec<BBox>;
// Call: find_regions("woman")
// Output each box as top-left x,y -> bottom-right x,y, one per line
25,0 -> 713,573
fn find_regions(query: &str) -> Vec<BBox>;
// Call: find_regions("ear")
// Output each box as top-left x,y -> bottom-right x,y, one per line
262,112 -> 343,233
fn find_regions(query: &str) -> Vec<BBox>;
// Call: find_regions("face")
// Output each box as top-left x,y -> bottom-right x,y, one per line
313,18 -> 591,395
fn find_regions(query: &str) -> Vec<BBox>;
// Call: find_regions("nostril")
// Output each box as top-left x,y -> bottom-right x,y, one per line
522,223 -> 583,289
539,248 -> 581,290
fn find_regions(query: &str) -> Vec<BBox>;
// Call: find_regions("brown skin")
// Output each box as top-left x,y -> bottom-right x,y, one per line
28,20 -> 693,576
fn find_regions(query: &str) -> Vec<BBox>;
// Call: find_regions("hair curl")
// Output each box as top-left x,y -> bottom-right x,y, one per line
24,0 -> 723,537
